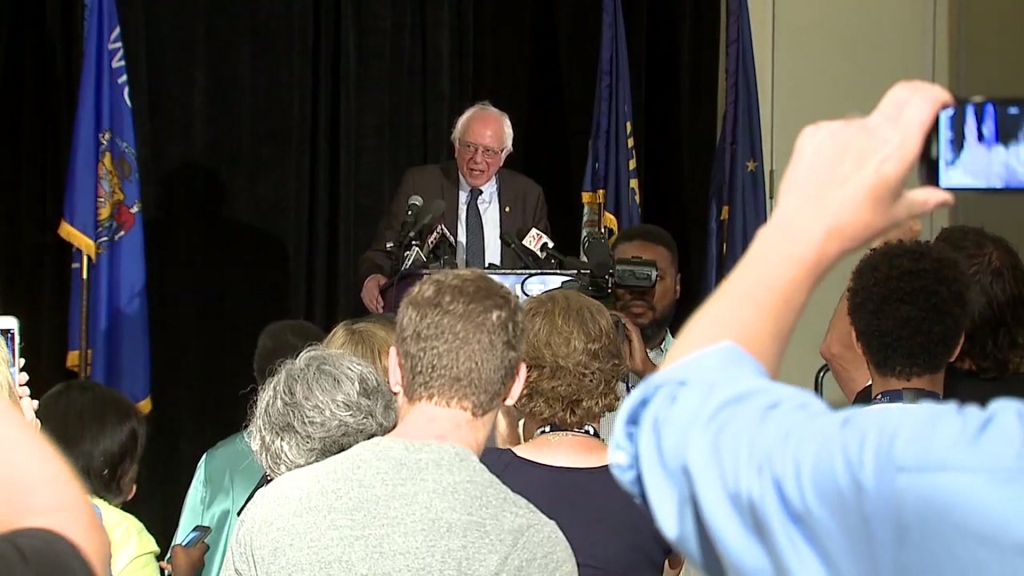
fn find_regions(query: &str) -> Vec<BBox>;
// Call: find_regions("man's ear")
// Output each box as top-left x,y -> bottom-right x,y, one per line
503,362 -> 527,407
950,333 -> 965,363
673,272 -> 682,300
387,346 -> 404,396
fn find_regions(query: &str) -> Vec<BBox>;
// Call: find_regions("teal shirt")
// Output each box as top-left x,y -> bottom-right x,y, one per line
171,432 -> 264,576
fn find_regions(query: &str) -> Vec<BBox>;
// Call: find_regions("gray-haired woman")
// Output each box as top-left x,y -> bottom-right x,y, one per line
241,345 -> 397,508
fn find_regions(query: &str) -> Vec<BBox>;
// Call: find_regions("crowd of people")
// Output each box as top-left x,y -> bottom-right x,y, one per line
4,80 -> 1024,575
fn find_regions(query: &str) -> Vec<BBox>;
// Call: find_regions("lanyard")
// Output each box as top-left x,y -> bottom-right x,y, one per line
237,473 -> 272,517
871,388 -> 941,405
534,422 -> 601,440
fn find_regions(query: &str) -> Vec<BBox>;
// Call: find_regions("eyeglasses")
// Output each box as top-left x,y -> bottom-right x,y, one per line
459,141 -> 504,160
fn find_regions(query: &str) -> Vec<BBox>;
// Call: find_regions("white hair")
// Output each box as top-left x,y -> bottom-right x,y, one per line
246,345 -> 396,478
450,101 -> 514,155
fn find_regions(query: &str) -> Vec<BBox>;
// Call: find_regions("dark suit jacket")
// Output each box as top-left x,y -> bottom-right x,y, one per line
358,161 -> 550,284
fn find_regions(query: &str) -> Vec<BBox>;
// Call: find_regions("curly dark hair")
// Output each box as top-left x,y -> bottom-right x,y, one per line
516,290 -> 626,428
934,226 -> 1024,378
847,240 -> 970,380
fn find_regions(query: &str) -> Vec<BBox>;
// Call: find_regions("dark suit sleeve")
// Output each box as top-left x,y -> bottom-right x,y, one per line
357,169 -> 421,286
530,182 -> 551,235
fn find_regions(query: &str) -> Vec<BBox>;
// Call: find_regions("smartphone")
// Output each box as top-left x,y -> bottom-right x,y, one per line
0,316 -> 19,383
180,525 -> 211,548
921,97 -> 1024,191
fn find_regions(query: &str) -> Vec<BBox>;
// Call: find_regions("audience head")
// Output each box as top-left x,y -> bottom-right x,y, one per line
323,318 -> 395,379
516,289 -> 626,429
934,225 -> 1024,378
37,380 -> 146,505
246,346 -> 396,479
611,224 -> 681,346
253,320 -> 326,386
847,240 -> 970,381
450,101 -> 513,188
392,269 -> 526,419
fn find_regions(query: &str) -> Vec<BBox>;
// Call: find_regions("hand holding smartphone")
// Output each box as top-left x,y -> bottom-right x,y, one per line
920,97 -> 1024,191
161,525 -> 211,575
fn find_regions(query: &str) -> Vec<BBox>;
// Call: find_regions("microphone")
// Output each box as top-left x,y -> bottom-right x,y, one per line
501,233 -> 544,269
426,223 -> 455,252
582,232 -> 613,277
404,199 -> 445,244
425,222 -> 458,269
399,195 -> 424,238
518,228 -> 585,269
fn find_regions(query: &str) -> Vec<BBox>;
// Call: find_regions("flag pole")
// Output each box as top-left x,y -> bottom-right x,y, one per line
78,250 -> 89,378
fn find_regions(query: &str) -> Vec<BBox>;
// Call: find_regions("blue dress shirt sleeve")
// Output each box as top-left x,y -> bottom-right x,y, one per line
609,342 -> 1024,575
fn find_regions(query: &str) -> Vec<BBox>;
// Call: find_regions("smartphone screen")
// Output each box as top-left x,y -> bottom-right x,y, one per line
924,99 -> 1024,191
0,327 -> 17,381
180,525 -> 211,548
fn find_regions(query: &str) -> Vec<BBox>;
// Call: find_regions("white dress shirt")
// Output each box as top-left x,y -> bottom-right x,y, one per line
456,174 -> 501,268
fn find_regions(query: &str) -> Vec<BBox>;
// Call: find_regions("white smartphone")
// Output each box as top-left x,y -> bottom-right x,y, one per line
0,316 -> 19,382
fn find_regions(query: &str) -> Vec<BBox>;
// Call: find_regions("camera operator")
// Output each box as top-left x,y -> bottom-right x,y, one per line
609,224 -> 681,381
600,224 -> 681,439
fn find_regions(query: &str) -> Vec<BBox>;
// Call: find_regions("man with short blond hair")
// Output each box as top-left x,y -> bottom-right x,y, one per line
394,269 -> 524,416
224,270 -> 577,576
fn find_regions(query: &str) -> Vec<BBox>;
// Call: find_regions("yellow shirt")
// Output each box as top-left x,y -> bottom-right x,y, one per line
92,497 -> 161,576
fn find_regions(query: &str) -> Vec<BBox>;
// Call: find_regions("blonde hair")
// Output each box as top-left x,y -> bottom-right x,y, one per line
323,320 -> 395,379
0,345 -> 17,406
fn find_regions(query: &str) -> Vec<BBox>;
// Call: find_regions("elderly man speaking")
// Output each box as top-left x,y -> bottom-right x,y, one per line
358,101 -> 551,313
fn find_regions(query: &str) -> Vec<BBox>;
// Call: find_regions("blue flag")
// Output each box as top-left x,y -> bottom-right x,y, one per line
59,0 -> 151,412
581,0 -> 641,247
703,0 -> 767,295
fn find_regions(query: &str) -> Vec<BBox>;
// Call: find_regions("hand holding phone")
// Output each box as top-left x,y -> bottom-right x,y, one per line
160,526 -> 211,575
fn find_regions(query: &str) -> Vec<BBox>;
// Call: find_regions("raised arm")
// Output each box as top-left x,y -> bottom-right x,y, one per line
0,399 -> 110,575
609,82 -> 974,573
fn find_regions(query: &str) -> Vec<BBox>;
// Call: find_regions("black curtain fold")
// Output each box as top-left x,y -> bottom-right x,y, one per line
1,0 -> 720,549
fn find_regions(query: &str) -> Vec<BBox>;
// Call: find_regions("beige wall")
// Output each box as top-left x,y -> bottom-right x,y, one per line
731,0 -> 952,403
948,0 -> 1024,251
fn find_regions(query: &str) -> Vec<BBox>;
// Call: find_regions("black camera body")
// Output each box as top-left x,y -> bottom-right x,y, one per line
559,256 -> 659,309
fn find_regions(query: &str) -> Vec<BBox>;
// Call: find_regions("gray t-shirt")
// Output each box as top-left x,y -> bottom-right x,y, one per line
221,436 -> 578,576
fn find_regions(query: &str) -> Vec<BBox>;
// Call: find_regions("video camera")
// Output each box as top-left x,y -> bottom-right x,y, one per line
522,229 -> 657,308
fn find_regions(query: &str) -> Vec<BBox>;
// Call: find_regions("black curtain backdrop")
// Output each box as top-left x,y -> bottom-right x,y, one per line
2,0 -> 720,548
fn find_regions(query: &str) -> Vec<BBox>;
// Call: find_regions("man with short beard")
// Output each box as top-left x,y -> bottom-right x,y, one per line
600,224 -> 681,439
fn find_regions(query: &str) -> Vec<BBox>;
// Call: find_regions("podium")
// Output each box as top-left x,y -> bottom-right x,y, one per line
381,269 -> 580,313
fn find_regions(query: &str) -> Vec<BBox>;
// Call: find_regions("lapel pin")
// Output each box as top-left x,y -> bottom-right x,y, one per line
504,206 -> 510,213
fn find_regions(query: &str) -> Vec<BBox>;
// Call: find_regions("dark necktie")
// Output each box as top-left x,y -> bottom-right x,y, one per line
465,187 -> 485,268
